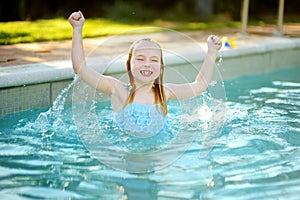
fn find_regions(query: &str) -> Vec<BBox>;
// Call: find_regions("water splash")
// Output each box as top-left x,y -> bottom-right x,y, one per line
16,78 -> 77,137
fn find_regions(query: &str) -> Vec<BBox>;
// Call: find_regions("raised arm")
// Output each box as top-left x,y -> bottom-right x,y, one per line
68,11 -> 121,96
165,35 -> 222,100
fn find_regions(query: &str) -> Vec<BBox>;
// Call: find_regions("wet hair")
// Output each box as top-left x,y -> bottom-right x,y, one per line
125,38 -> 167,115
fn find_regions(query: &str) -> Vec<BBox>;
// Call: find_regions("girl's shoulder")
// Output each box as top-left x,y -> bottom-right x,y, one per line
163,84 -> 172,100
114,82 -> 130,95
111,83 -> 130,111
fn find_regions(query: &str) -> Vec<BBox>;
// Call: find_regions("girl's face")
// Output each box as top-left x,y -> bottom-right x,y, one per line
130,41 -> 162,85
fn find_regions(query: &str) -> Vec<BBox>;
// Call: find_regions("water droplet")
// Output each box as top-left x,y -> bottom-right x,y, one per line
209,80 -> 217,87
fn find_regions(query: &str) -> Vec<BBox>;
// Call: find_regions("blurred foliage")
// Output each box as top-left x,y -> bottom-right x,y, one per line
103,0 -> 199,22
1,0 -> 299,22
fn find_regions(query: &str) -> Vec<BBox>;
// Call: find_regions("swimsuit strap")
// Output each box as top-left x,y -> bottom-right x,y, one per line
128,85 -> 133,96
124,84 -> 133,96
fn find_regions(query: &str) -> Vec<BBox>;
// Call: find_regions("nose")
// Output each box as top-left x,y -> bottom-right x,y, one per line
143,60 -> 151,67
144,63 -> 151,68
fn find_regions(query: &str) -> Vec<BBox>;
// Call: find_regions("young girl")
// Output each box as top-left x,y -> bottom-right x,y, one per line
69,11 -> 222,135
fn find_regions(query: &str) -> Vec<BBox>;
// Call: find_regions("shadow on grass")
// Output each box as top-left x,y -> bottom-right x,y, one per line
0,32 -> 30,45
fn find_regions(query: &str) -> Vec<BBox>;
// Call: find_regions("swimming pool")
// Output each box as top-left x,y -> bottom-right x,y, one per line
0,66 -> 299,199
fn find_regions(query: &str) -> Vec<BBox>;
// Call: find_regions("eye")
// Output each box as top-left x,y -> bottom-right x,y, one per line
136,57 -> 144,61
151,58 -> 159,62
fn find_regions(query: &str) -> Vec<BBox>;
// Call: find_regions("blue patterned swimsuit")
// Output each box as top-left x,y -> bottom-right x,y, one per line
115,103 -> 169,137
114,86 -> 169,136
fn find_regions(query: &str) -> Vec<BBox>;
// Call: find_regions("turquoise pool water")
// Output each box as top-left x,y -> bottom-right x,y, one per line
0,66 -> 299,199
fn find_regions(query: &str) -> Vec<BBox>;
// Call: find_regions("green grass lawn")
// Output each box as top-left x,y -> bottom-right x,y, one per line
0,18 -> 240,45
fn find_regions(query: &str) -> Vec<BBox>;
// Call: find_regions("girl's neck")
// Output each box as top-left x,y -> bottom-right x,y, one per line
134,81 -> 154,94
132,82 -> 155,104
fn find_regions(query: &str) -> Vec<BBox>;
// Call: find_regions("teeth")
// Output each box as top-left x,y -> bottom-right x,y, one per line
141,70 -> 153,76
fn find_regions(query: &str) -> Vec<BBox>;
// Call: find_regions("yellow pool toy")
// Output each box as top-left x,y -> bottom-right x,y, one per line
222,37 -> 236,48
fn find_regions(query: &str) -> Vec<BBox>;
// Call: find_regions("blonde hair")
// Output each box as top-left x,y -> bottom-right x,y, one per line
125,38 -> 168,115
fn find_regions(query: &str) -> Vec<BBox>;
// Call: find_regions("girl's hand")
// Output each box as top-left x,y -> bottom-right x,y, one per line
68,11 -> 85,29
207,35 -> 222,52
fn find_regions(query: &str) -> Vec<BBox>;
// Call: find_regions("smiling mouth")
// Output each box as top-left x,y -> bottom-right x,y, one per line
140,70 -> 153,77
